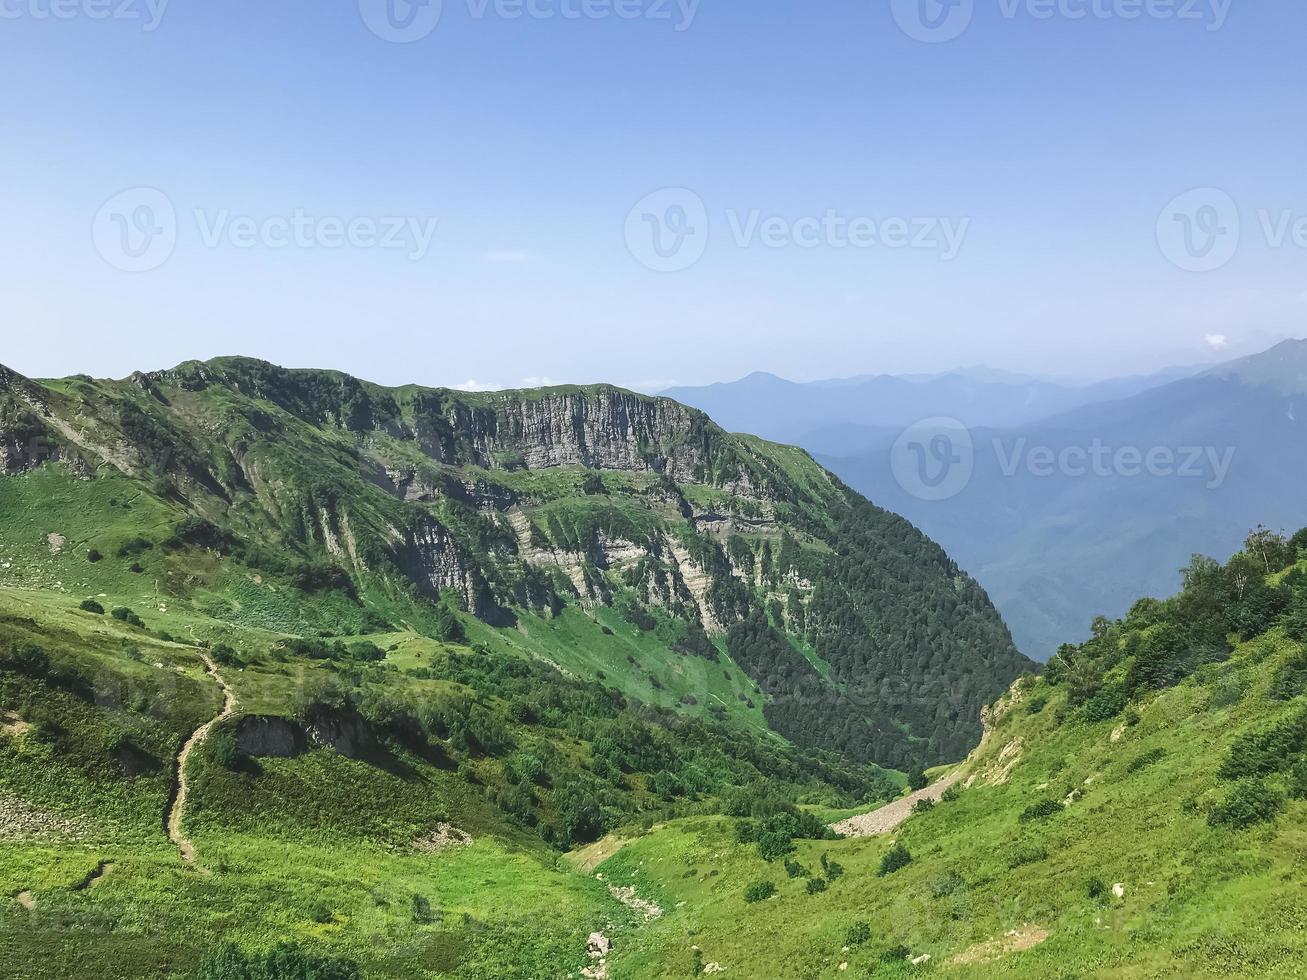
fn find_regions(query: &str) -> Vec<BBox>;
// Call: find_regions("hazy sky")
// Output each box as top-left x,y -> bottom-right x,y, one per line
2,1 -> 1305,390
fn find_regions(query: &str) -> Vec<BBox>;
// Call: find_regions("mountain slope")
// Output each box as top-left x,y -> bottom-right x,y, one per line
579,528 -> 1307,978
821,340 -> 1307,659
0,356 -> 1030,769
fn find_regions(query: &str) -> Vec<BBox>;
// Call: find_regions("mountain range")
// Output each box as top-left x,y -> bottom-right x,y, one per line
667,340 -> 1307,659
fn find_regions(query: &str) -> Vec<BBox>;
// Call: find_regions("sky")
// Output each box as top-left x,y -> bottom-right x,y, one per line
2,0 -> 1305,390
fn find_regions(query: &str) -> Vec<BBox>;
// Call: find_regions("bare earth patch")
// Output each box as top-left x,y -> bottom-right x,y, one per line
951,924 -> 1050,965
413,823 -> 472,854
0,710 -> 31,737
15,891 -> 34,909
46,533 -> 65,554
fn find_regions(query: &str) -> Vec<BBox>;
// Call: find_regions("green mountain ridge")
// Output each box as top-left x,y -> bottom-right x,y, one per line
0,355 -> 1029,770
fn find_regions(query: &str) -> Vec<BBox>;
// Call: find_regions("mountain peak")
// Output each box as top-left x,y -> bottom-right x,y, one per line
1204,337 -> 1307,394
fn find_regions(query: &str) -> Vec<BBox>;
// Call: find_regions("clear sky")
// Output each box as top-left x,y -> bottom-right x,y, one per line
2,0 -> 1305,389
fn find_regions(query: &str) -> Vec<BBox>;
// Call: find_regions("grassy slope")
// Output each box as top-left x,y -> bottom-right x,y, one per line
592,629 -> 1307,979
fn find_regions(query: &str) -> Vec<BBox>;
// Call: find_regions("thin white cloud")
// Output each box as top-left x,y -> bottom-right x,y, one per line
451,379 -> 498,392
1205,333 -> 1229,350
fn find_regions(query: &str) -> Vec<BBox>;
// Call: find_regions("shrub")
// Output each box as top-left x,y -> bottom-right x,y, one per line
411,893 -> 436,924
209,731 -> 241,771
1,643 -> 50,678
79,599 -> 105,614
929,870 -> 965,898
1008,842 -> 1048,868
1290,759 -> 1307,800
881,945 -> 911,963
116,536 -> 153,558
1219,709 -> 1307,780
783,858 -> 809,879
129,562 -> 144,574
743,880 -> 776,904
845,921 -> 872,947
1080,687 -> 1128,722
878,843 -> 912,876
1208,779 -> 1284,829
1019,799 -> 1064,823
913,798 -> 935,815
820,853 -> 844,881
110,607 -> 144,627
757,830 -> 796,862
907,769 -> 929,791
196,942 -> 360,980
1125,747 -> 1167,774
1269,653 -> 1307,701
86,548 -> 103,563
309,902 -> 334,924
1087,877 -> 1108,900
805,876 -> 828,895
940,784 -> 962,804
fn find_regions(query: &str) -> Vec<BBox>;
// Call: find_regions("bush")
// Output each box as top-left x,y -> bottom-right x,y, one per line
783,858 -> 809,879
743,880 -> 776,904
907,769 -> 929,791
110,607 -> 144,627
1,643 -> 50,678
86,548 -> 103,563
845,921 -> 872,947
878,843 -> 912,876
912,798 -> 935,815
1087,877 -> 1108,900
1208,779 -> 1284,829
1125,747 -> 1167,773
805,876 -> 828,895
1269,653 -> 1307,701
196,942 -> 360,980
940,784 -> 962,804
209,731 -> 241,771
929,870 -> 965,898
79,599 -> 105,614
1290,759 -> 1307,800
411,893 -> 436,924
1080,687 -> 1128,722
116,536 -> 153,558
820,853 -> 844,881
1019,799 -> 1064,823
1219,709 -> 1307,780
1007,842 -> 1048,868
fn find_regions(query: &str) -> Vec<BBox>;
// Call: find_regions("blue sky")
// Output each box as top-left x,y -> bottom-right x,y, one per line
2,0 -> 1305,389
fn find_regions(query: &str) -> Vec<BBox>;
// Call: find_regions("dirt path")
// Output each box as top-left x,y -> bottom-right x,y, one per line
166,653 -> 237,864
